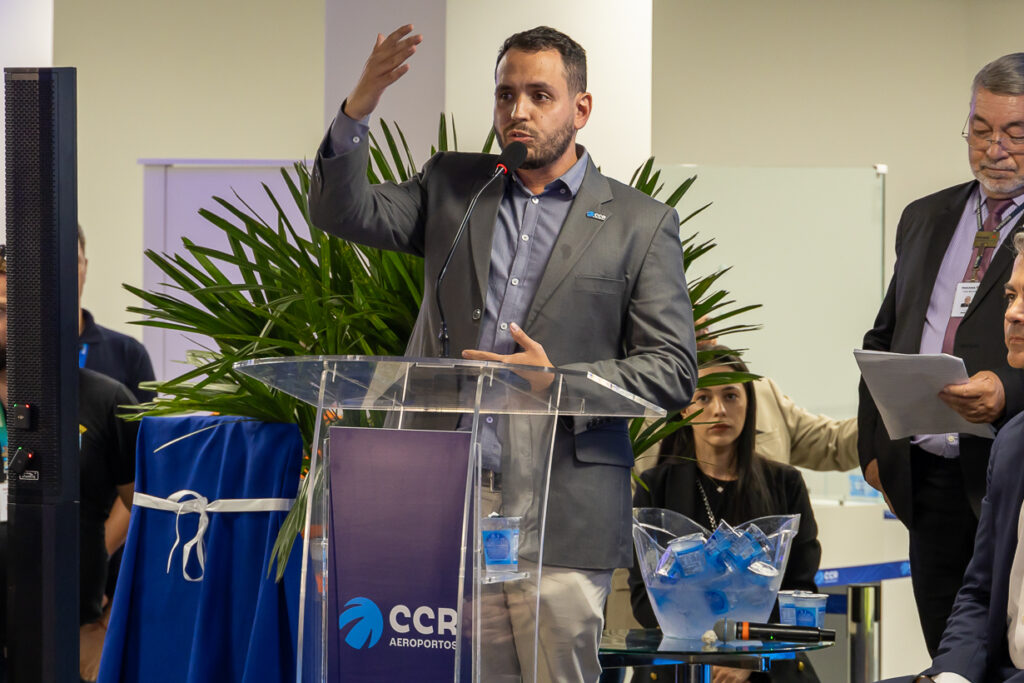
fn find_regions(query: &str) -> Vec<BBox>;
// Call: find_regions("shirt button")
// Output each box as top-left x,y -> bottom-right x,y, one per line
511,278 -> 520,286
531,197 -> 539,204
946,435 -> 956,444
352,135 -> 361,144
521,234 -> 530,242
560,188 -> 566,194
472,308 -> 481,321
486,416 -> 494,424
499,322 -> 508,330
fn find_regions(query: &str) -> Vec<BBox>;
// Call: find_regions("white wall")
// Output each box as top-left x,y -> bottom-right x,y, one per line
52,0 -> 325,337
39,1 -> 1024,338
0,0 -> 54,234
445,0 -> 653,184
323,1 -> 653,180
323,0 -> 446,162
651,0 -> 1024,275
650,0 -> 1024,413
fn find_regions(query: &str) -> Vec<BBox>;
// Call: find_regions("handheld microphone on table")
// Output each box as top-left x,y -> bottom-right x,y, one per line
713,618 -> 836,644
435,141 -> 528,358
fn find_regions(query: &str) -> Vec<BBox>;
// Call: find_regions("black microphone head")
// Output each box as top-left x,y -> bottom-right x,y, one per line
712,618 -> 735,641
496,141 -> 528,175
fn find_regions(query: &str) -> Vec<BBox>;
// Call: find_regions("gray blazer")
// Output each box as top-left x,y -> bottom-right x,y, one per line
309,136 -> 698,569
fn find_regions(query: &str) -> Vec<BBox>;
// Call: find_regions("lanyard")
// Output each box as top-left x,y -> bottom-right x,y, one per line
78,343 -> 88,368
973,193 -> 1024,233
968,195 -> 1024,279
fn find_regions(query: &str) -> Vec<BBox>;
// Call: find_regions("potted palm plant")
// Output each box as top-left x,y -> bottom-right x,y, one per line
126,116 -> 759,578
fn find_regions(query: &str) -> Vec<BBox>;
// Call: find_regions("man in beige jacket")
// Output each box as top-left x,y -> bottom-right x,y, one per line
752,376 -> 857,471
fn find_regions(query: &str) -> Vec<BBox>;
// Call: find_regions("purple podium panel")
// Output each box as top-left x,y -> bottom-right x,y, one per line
328,427 -> 471,681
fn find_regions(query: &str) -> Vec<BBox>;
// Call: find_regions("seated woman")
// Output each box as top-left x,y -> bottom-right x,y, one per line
628,350 -> 822,682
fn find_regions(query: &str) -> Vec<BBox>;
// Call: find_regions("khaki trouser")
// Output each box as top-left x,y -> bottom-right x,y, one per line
480,488 -> 613,683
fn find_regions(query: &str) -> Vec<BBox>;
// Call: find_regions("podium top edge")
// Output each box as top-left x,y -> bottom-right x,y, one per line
234,354 -> 572,375
232,355 -> 667,415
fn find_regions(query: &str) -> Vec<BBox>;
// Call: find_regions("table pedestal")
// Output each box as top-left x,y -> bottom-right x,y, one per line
683,663 -> 711,682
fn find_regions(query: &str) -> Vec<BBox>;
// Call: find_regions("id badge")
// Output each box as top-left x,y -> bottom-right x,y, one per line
951,281 -> 980,318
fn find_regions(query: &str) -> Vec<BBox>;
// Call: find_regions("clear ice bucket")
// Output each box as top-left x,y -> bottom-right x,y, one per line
633,507 -> 800,639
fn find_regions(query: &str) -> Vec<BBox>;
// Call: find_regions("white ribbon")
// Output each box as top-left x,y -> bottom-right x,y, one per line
133,489 -> 294,582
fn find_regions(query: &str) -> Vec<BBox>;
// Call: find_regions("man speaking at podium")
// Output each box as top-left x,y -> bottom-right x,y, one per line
309,24 -> 697,682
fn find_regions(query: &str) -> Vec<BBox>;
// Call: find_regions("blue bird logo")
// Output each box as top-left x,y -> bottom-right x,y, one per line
338,597 -> 384,649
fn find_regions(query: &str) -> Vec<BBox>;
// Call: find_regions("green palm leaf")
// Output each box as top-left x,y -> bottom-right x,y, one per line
127,120 -> 760,577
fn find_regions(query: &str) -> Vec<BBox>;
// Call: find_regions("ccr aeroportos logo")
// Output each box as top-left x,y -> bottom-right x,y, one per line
338,597 -> 384,649
339,596 -> 457,650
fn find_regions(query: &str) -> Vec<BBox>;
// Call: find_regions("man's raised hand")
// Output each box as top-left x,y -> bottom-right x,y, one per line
343,24 -> 423,120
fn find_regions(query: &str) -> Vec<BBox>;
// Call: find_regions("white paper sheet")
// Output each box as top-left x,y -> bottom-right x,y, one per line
854,349 -> 996,440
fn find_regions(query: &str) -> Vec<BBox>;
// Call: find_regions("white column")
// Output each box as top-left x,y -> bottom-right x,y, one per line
324,0 -> 446,167
0,0 -> 54,231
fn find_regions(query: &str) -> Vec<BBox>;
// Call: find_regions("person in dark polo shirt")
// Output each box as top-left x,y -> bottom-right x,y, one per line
77,225 -> 156,404
76,224 -> 155,646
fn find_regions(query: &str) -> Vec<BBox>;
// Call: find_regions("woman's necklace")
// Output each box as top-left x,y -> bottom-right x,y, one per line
704,472 -> 727,493
695,478 -> 717,528
696,469 -> 735,528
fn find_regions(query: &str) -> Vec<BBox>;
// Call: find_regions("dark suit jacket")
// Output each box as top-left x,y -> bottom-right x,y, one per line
308,137 -> 698,569
858,181 -> 1024,526
920,411 -> 1024,682
627,459 -> 821,627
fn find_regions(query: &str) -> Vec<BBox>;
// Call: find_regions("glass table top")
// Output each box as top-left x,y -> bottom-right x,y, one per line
599,629 -> 833,668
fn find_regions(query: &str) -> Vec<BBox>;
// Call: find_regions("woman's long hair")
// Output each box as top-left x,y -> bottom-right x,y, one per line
659,349 -> 773,523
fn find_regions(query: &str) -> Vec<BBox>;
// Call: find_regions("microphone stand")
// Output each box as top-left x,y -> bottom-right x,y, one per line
435,167 -> 510,358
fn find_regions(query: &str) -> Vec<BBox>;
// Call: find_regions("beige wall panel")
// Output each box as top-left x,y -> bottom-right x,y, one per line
651,0 -> 999,277
53,0 -> 325,336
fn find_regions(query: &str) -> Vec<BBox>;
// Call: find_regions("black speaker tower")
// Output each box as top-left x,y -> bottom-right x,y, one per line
4,67 -> 80,682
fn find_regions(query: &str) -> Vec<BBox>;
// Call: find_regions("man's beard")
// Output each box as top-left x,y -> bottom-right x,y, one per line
507,119 -> 576,171
973,165 -> 1024,198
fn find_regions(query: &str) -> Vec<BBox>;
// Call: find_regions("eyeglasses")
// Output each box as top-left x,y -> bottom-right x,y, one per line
962,118 -> 1024,153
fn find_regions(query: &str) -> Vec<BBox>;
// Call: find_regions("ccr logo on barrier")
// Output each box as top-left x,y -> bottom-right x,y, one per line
338,597 -> 384,649
817,569 -> 839,584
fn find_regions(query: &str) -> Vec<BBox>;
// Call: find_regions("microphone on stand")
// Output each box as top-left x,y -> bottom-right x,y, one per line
435,141 -> 528,358
713,618 -> 836,644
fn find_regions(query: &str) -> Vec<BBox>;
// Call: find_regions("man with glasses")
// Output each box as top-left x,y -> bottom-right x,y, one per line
859,53 -> 1024,655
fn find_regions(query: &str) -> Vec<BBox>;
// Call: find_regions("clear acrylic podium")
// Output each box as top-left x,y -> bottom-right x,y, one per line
235,356 -> 665,682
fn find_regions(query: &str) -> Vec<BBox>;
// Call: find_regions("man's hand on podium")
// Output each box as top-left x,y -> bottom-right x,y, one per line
462,322 -> 555,392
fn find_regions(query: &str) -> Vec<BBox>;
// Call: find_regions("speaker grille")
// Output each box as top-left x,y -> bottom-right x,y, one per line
4,68 -> 78,502
4,66 -> 81,682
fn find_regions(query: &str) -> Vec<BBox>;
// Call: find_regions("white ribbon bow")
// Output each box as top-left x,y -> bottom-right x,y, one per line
133,489 -> 294,582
